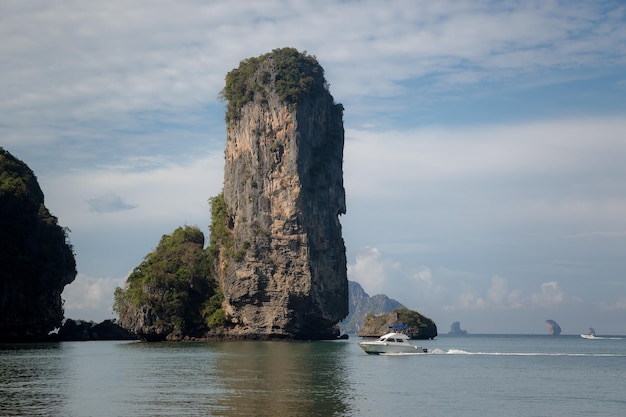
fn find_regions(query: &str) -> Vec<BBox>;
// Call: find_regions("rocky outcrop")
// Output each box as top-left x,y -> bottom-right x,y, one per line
448,321 -> 468,335
357,308 -> 438,340
0,147 -> 76,342
57,319 -> 137,341
215,48 -> 348,340
340,281 -> 404,334
114,226 -> 216,341
546,319 -> 561,335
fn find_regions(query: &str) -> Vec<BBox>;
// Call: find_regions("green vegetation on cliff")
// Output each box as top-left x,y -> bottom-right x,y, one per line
0,147 -> 76,341
221,47 -> 334,122
113,226 -> 224,339
208,192 -> 250,264
115,48 -> 346,341
395,307 -> 437,338
359,307 -> 438,340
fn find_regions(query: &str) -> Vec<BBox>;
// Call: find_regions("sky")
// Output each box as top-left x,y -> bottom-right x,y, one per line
2,0 -> 626,334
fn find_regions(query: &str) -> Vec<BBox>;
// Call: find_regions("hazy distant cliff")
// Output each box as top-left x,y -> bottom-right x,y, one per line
213,48 -> 348,339
340,281 -> 404,334
0,147 -> 76,341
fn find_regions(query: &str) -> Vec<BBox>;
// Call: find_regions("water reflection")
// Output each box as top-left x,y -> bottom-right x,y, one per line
0,339 -> 355,416
211,341 -> 353,416
0,343 -> 68,416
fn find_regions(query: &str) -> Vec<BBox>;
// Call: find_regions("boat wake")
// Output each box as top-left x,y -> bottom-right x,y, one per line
428,349 -> 626,357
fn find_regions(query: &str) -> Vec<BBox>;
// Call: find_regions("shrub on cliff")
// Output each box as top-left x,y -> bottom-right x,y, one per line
395,307 -> 438,339
220,47 -> 329,122
358,307 -> 438,340
0,147 -> 76,341
113,226 -> 222,340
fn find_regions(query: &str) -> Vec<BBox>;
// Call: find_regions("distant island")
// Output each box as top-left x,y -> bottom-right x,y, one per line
448,321 -> 468,335
357,308 -> 438,340
546,319 -> 562,335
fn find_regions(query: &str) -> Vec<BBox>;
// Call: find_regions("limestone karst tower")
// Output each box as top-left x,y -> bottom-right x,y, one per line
215,48 -> 348,339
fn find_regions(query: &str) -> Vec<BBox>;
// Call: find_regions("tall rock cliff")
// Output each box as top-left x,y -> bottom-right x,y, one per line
215,48 -> 347,339
0,147 -> 76,341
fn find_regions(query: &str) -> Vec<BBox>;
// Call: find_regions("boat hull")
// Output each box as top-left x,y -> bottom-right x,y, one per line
358,342 -> 427,355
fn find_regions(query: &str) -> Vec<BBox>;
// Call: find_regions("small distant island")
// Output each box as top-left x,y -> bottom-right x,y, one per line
357,308 -> 438,340
546,319 -> 561,335
448,321 -> 468,335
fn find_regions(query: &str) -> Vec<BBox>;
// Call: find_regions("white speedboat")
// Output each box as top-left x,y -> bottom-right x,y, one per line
581,327 -> 596,339
358,332 -> 428,355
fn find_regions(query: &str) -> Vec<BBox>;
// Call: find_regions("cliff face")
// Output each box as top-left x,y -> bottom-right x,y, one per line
0,147 -> 76,341
216,48 -> 348,339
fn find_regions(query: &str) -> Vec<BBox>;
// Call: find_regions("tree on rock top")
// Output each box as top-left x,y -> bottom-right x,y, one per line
113,226 -> 222,341
221,47 -> 336,122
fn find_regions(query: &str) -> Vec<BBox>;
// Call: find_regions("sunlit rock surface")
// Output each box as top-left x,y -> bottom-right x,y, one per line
215,48 -> 348,339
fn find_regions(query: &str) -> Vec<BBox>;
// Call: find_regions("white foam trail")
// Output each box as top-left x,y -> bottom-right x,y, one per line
440,350 -> 626,357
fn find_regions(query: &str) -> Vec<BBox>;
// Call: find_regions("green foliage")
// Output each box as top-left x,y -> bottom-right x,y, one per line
0,147 -> 44,205
221,47 -> 329,122
395,307 -> 432,329
113,226 -> 220,335
208,192 -> 232,258
208,192 -> 250,263
202,292 -> 226,329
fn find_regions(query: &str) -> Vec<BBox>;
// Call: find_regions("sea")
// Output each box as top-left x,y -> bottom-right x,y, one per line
1,334 -> 625,417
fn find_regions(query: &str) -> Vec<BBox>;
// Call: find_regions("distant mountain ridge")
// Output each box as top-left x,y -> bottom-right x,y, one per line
340,281 -> 404,334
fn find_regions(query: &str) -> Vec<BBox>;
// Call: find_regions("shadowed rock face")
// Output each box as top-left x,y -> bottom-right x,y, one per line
0,148 -> 76,341
216,49 -> 348,339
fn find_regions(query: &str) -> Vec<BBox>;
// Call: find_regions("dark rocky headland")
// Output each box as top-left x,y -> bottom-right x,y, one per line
0,148 -> 77,342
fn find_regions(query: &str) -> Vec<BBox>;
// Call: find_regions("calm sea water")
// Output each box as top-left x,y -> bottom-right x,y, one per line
1,334 -> 625,417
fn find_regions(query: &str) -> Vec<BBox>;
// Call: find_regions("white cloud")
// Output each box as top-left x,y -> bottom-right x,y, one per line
530,281 -> 565,308
347,247 -> 400,296
487,275 -> 508,305
487,276 -> 524,310
454,292 -> 486,311
42,150 -> 224,228
2,0 -> 624,145
600,296 -> 626,311
62,273 -> 126,322
86,193 -> 138,213
344,116 -> 626,243
345,116 -> 626,186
